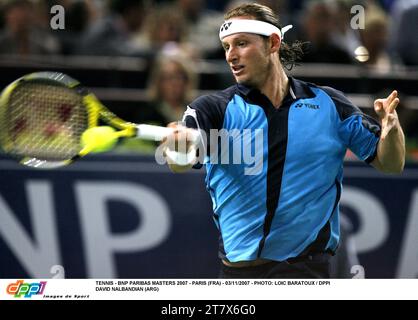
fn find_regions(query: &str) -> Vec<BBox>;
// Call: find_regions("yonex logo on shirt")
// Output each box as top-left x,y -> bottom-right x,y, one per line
294,103 -> 320,110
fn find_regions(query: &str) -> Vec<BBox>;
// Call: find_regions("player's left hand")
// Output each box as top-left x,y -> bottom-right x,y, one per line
374,90 -> 400,140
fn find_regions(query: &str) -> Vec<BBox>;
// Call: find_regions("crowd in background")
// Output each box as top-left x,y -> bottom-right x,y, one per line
1,0 -> 417,66
0,0 -> 417,158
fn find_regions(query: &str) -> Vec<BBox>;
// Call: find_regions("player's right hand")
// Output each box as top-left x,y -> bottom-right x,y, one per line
164,122 -> 197,152
162,122 -> 198,171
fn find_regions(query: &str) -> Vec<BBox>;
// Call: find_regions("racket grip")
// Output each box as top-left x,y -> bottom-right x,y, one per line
136,124 -> 199,142
136,124 -> 171,141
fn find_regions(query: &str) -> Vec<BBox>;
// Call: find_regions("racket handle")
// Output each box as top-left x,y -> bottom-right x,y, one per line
136,124 -> 199,166
136,124 -> 171,141
136,124 -> 199,142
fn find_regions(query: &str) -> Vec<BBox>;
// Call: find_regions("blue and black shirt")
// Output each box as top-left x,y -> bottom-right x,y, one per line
184,77 -> 381,263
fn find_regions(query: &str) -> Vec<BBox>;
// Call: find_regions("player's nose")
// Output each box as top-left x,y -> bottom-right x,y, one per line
226,47 -> 238,64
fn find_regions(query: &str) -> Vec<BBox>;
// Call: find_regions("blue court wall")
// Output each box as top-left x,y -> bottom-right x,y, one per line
0,154 -> 417,278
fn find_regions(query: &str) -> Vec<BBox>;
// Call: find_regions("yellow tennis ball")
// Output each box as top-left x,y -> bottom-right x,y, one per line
81,126 -> 118,153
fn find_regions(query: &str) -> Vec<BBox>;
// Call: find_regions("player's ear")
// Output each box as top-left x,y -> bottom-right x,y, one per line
269,33 -> 281,53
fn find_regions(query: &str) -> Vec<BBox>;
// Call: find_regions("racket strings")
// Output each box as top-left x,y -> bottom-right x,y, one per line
4,83 -> 88,160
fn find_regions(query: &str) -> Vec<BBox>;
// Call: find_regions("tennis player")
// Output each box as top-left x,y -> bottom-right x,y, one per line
163,3 -> 405,278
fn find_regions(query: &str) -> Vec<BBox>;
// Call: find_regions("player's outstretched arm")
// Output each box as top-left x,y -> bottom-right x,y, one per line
371,90 -> 405,174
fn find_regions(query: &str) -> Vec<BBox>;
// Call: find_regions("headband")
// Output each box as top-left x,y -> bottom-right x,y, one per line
219,19 -> 293,41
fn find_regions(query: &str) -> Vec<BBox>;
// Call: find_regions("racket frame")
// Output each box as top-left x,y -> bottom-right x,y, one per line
0,71 -> 199,168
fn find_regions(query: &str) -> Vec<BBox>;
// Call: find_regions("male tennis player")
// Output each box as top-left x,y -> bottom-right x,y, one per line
163,3 -> 405,278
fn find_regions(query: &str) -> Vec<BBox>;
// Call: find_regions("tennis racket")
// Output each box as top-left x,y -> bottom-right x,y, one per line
0,71 -> 199,169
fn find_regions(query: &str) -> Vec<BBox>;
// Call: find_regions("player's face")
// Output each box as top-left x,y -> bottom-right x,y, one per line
222,32 -> 271,88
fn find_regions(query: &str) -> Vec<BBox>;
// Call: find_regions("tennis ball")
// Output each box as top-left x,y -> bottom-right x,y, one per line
81,126 -> 118,153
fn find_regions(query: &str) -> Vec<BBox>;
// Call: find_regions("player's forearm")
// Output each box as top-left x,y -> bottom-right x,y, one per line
374,122 -> 405,173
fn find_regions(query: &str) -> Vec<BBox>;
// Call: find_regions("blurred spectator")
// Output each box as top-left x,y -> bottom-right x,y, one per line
299,0 -> 355,64
135,4 -> 198,58
140,53 -> 197,126
204,0 -> 226,11
394,4 -> 418,66
330,0 -> 362,61
175,0 -> 223,58
46,0 -> 97,55
117,53 -> 197,153
377,0 -> 397,12
257,0 -> 291,23
0,0 -> 60,55
76,0 -> 149,57
389,0 -> 418,63
359,5 -> 392,72
142,5 -> 185,49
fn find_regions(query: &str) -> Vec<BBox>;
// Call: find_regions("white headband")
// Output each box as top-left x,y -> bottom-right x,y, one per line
219,19 -> 293,41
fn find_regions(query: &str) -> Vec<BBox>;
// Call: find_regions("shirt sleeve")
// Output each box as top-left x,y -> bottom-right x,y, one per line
182,93 -> 227,168
322,86 -> 381,163
183,94 -> 225,133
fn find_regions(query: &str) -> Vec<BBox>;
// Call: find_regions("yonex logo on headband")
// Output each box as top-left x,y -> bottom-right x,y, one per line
219,19 -> 293,41
220,22 -> 232,32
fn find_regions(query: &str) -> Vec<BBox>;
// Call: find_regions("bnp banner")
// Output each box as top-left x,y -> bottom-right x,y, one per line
0,154 -> 417,279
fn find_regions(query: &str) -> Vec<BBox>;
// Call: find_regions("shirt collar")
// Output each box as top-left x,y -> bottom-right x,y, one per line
236,76 -> 316,100
289,77 -> 316,99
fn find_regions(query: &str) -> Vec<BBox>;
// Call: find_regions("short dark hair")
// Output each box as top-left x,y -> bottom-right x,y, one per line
224,3 -> 304,70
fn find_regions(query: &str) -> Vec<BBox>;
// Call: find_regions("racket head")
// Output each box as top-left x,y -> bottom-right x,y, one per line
0,72 -> 92,168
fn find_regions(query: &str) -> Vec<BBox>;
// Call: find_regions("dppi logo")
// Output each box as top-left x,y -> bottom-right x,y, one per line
6,280 -> 47,298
